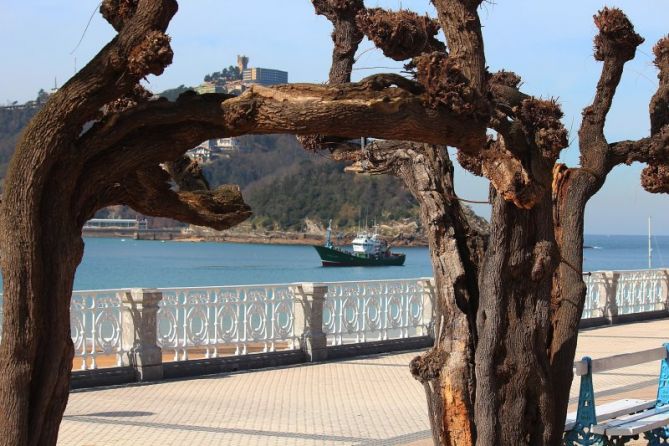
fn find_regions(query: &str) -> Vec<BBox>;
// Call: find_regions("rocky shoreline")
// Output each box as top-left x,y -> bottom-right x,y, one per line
84,212 -> 490,247
177,226 -> 429,247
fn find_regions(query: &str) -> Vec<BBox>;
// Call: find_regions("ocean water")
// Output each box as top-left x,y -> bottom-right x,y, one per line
7,235 -> 669,291
73,238 -> 435,290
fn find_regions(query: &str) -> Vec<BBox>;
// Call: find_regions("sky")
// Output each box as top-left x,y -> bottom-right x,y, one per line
0,0 -> 668,234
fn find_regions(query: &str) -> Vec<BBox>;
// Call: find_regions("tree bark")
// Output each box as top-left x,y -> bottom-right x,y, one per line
403,148 -> 481,446
353,143 -> 483,445
475,190 -> 558,446
0,106 -> 85,445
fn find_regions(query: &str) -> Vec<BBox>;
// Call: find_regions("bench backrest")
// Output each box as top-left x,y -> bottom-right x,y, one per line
574,346 -> 668,376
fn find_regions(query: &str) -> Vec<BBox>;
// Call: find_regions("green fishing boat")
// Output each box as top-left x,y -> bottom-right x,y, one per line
313,221 -> 405,267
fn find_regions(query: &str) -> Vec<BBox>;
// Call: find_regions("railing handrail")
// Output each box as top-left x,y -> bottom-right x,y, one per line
63,271 -> 668,294
584,268 -> 669,274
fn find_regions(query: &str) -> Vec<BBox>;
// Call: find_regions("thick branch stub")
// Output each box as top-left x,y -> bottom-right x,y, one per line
414,52 -> 489,122
128,31 -> 173,77
482,137 -> 546,209
102,84 -> 154,115
312,0 -> 363,20
163,156 -> 210,192
100,0 -> 139,31
518,98 -> 568,161
357,8 -> 445,61
651,36 -> 669,135
410,349 -> 448,384
641,164 -> 669,194
122,166 -> 251,231
488,70 -> 522,89
593,7 -> 644,62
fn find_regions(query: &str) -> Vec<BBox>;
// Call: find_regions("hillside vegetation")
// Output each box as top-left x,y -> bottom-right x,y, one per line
0,104 -> 40,183
202,134 -> 418,230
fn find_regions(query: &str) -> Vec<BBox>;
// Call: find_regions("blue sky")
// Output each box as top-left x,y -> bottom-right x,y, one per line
1,0 -> 667,234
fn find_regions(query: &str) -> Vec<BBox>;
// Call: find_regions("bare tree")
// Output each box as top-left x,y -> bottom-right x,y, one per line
0,1 -> 667,446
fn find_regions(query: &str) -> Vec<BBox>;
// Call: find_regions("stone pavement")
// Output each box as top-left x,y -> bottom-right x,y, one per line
58,319 -> 669,445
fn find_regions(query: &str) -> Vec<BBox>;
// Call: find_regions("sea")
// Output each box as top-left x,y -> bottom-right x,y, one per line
50,234 -> 669,291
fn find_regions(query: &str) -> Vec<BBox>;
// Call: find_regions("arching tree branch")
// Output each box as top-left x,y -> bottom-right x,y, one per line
80,78 -> 488,158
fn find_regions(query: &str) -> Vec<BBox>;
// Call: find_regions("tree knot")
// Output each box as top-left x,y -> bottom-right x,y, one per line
482,137 -> 546,209
410,349 -> 448,384
356,8 -> 445,61
653,36 -> 669,72
593,7 -> 644,62
102,84 -> 153,114
518,98 -> 568,161
531,240 -> 556,282
312,0 -> 364,20
488,70 -> 522,89
100,0 -> 138,31
413,52 -> 489,121
128,31 -> 174,78
641,164 -> 669,194
457,151 -> 483,177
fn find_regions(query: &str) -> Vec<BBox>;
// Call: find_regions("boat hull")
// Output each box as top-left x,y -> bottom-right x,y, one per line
313,245 -> 405,267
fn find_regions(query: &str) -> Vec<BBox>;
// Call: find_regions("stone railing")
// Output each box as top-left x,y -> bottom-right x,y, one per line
582,269 -> 669,321
41,278 -> 433,379
0,271 -> 667,386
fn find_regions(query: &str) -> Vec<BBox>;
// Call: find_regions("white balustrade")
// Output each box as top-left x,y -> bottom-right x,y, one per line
615,269 -> 668,315
70,289 -> 126,370
0,271 -> 667,373
322,278 -> 433,346
582,273 -> 603,319
156,284 -> 299,360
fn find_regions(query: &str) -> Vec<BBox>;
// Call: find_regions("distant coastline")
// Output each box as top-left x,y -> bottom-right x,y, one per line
82,227 -> 429,247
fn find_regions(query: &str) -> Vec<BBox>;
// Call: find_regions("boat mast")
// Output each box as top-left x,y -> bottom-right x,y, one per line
648,216 -> 653,269
325,219 -> 333,248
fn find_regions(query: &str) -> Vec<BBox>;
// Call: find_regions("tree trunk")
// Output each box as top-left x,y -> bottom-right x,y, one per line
0,210 -> 84,445
548,167 -> 602,443
0,101 -> 86,445
387,145 -> 482,446
474,190 -> 558,445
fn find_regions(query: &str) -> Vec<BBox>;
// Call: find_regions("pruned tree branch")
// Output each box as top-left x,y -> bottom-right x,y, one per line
609,126 -> 669,166
650,36 -> 669,134
579,7 -> 644,176
80,77 -> 487,157
431,0 -> 486,91
115,164 -> 251,230
311,0 -> 364,84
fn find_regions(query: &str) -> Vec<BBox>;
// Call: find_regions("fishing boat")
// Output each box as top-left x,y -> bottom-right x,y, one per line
313,221 -> 406,267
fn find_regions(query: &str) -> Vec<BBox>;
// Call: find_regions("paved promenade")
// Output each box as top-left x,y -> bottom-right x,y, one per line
58,319 -> 669,445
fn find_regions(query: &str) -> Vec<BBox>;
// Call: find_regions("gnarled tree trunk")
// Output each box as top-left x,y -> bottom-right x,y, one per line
475,191 -> 558,445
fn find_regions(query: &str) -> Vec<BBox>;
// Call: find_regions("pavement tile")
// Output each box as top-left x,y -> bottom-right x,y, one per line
58,319 -> 669,445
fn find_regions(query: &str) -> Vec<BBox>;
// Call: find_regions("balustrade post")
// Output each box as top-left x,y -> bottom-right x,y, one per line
121,288 -> 164,381
600,271 -> 620,323
293,283 -> 328,362
661,269 -> 669,312
418,277 -> 436,339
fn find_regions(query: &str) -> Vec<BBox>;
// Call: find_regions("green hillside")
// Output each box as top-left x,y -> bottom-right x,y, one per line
202,135 -> 418,230
0,104 -> 40,182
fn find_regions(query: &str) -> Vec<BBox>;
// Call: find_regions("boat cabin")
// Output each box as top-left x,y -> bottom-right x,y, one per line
352,232 -> 388,256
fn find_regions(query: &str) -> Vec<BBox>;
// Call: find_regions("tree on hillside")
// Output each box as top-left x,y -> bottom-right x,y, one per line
0,1 -> 667,446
